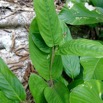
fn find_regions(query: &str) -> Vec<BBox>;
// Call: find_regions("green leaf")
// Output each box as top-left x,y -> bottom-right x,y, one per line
70,80 -> 103,103
0,91 -> 16,103
60,22 -> 80,79
56,76 -> 68,86
0,58 -> 26,102
90,0 -> 103,8
59,2 -> 103,25
29,74 -> 47,103
59,21 -> 72,46
29,18 -> 50,53
33,0 -> 63,47
57,39 -> 103,58
80,56 -> 103,80
44,82 -> 69,103
62,55 -> 80,79
96,7 -> 103,14
29,34 -> 63,80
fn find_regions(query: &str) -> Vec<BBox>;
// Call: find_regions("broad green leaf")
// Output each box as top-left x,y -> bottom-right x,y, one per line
61,22 -> 80,78
80,56 -> 103,80
70,80 -> 103,103
44,82 -> 69,103
29,33 -> 63,80
0,91 -> 15,103
90,0 -> 103,8
29,74 -> 47,103
30,18 -> 50,53
62,55 -> 80,79
59,21 -> 72,46
0,58 -> 26,102
59,2 -> 103,25
51,55 -> 63,79
60,22 -> 80,79
57,39 -> 103,58
33,0 -> 63,47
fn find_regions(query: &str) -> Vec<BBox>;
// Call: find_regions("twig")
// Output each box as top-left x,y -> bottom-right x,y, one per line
0,9 -> 34,20
15,51 -> 29,57
0,10 -> 17,20
10,31 -> 15,52
19,56 -> 29,61
11,65 -> 24,70
10,62 -> 24,68
14,46 -> 27,53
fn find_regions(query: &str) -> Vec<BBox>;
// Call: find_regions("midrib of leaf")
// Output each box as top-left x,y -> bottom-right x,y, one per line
93,58 -> 101,79
0,73 -> 22,102
44,0 -> 54,45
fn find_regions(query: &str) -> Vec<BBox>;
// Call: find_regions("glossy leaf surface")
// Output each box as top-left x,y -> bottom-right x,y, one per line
29,33 -> 63,80
70,80 -> 103,103
57,39 -> 103,58
33,0 -> 62,47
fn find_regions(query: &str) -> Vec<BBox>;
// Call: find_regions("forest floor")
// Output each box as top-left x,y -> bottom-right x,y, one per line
0,0 -> 101,102
0,0 -> 65,102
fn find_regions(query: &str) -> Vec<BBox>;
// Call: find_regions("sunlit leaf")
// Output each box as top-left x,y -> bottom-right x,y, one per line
59,21 -> 72,45
70,80 -> 103,103
59,2 -> 103,25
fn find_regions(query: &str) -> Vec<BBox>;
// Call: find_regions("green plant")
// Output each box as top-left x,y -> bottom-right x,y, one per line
0,58 -> 26,103
1,0 -> 103,103
29,0 -> 103,103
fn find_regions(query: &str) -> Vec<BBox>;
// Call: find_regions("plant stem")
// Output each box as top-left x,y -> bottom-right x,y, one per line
49,46 -> 55,86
